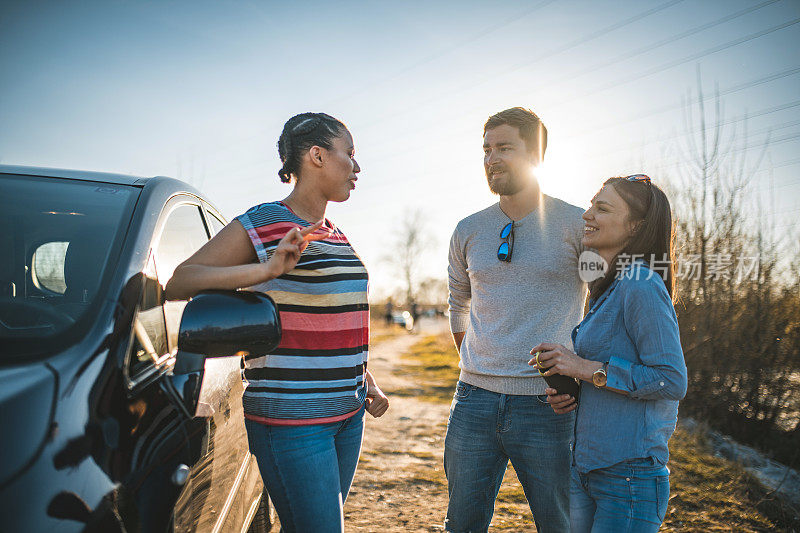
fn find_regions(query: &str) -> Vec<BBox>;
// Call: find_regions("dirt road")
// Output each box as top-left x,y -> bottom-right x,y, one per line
345,319 -> 536,532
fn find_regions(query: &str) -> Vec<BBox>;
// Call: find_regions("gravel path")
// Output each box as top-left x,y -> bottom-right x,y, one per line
344,319 -> 537,532
345,320 -> 453,531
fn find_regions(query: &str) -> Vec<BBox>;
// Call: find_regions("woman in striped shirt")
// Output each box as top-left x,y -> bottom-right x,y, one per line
166,112 -> 389,532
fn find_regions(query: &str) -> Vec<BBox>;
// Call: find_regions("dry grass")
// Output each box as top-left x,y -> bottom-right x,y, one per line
384,334 -> 461,404
389,332 -> 795,532
663,428 -> 798,531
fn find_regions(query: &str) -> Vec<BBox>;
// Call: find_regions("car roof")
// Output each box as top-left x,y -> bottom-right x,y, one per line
0,164 -> 221,217
0,164 -> 158,186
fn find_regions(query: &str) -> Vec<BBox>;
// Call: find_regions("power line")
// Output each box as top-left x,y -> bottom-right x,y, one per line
529,0 -> 782,97
766,156 -> 800,171
321,0 -> 560,108
353,66 -> 800,169
643,131 -> 800,175
359,6 -> 798,149
220,6 -> 800,181
227,96 -> 800,185
562,67 -> 800,142
353,0 -> 688,133
192,0 -> 563,168
761,183 -> 799,205
472,0 -> 687,85
214,0 -> 687,175
579,105 -> 800,163
545,16 -> 800,111
667,160 -> 800,196
360,22 -> 800,158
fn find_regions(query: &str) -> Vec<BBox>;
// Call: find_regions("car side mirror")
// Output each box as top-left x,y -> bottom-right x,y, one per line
162,290 -> 281,418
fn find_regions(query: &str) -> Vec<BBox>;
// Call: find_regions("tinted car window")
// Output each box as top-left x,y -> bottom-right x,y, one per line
156,203 -> 210,350
0,174 -> 136,354
155,204 -> 210,286
127,252 -> 168,379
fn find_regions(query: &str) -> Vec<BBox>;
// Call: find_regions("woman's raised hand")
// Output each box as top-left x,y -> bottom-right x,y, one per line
265,219 -> 331,279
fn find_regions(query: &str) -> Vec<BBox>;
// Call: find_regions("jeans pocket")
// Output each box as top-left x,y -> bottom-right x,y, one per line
627,474 -> 664,526
454,381 -> 474,401
535,394 -> 550,405
655,475 -> 670,521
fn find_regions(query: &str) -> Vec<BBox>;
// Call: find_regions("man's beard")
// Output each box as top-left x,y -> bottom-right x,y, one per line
487,168 -> 525,196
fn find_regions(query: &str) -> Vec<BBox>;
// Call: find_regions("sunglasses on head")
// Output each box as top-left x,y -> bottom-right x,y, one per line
625,174 -> 654,212
498,221 -> 514,262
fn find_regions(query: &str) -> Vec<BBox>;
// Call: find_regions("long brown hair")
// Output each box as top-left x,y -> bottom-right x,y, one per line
588,177 -> 676,302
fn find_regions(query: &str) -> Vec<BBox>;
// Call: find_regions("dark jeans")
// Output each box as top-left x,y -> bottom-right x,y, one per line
443,382 -> 574,532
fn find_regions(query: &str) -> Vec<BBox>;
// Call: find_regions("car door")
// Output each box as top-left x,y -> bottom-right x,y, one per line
199,204 -> 268,532
153,199 -> 262,532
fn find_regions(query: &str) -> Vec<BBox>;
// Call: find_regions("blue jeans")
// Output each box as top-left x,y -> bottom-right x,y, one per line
443,382 -> 574,533
570,459 -> 670,533
244,406 -> 365,533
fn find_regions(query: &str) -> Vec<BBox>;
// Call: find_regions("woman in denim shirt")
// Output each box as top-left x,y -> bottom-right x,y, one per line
531,175 -> 687,532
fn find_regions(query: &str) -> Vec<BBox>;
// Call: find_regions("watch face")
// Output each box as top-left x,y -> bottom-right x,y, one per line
592,370 -> 607,387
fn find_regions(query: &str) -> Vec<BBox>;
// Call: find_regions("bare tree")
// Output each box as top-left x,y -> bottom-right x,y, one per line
384,208 -> 434,306
671,68 -> 800,467
417,277 -> 448,308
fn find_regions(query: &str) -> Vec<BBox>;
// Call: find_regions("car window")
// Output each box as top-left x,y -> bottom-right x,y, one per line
127,252 -> 168,380
0,174 -> 137,357
155,204 -> 210,286
155,203 -> 210,351
31,241 -> 69,294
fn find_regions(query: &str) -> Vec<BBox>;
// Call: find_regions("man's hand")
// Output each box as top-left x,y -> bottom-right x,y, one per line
545,387 -> 578,414
452,331 -> 465,353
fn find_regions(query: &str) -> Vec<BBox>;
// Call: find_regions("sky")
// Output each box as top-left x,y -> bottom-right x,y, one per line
2,0 -> 799,298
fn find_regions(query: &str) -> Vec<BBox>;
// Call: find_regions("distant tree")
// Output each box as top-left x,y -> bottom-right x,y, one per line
384,208 -> 434,306
417,277 -> 448,308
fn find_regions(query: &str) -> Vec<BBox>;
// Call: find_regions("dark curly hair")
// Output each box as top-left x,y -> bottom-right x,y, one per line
277,112 -> 347,183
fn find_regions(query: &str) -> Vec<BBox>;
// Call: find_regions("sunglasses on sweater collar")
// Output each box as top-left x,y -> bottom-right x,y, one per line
497,222 -> 514,262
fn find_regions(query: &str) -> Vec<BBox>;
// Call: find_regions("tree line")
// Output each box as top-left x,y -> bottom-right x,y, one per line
671,75 -> 799,468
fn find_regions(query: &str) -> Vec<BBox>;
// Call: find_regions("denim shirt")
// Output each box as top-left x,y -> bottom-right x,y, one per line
572,260 -> 687,473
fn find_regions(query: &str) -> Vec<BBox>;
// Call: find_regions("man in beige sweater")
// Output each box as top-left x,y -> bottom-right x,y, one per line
445,107 -> 586,533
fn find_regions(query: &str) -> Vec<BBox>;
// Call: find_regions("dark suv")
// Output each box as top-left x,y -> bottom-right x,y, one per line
0,165 -> 279,532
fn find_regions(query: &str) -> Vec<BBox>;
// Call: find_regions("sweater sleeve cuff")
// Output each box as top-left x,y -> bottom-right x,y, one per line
449,312 -> 470,334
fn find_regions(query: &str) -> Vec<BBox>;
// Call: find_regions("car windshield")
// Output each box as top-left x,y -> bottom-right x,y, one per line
0,173 -> 137,355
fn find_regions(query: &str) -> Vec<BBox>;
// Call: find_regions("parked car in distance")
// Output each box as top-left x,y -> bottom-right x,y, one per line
391,311 -> 414,331
0,165 -> 279,532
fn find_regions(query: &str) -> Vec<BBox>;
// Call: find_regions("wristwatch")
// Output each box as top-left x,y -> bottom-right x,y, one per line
592,362 -> 608,388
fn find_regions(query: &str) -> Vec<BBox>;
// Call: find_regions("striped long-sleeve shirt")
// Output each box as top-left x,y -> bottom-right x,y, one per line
235,201 -> 369,425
